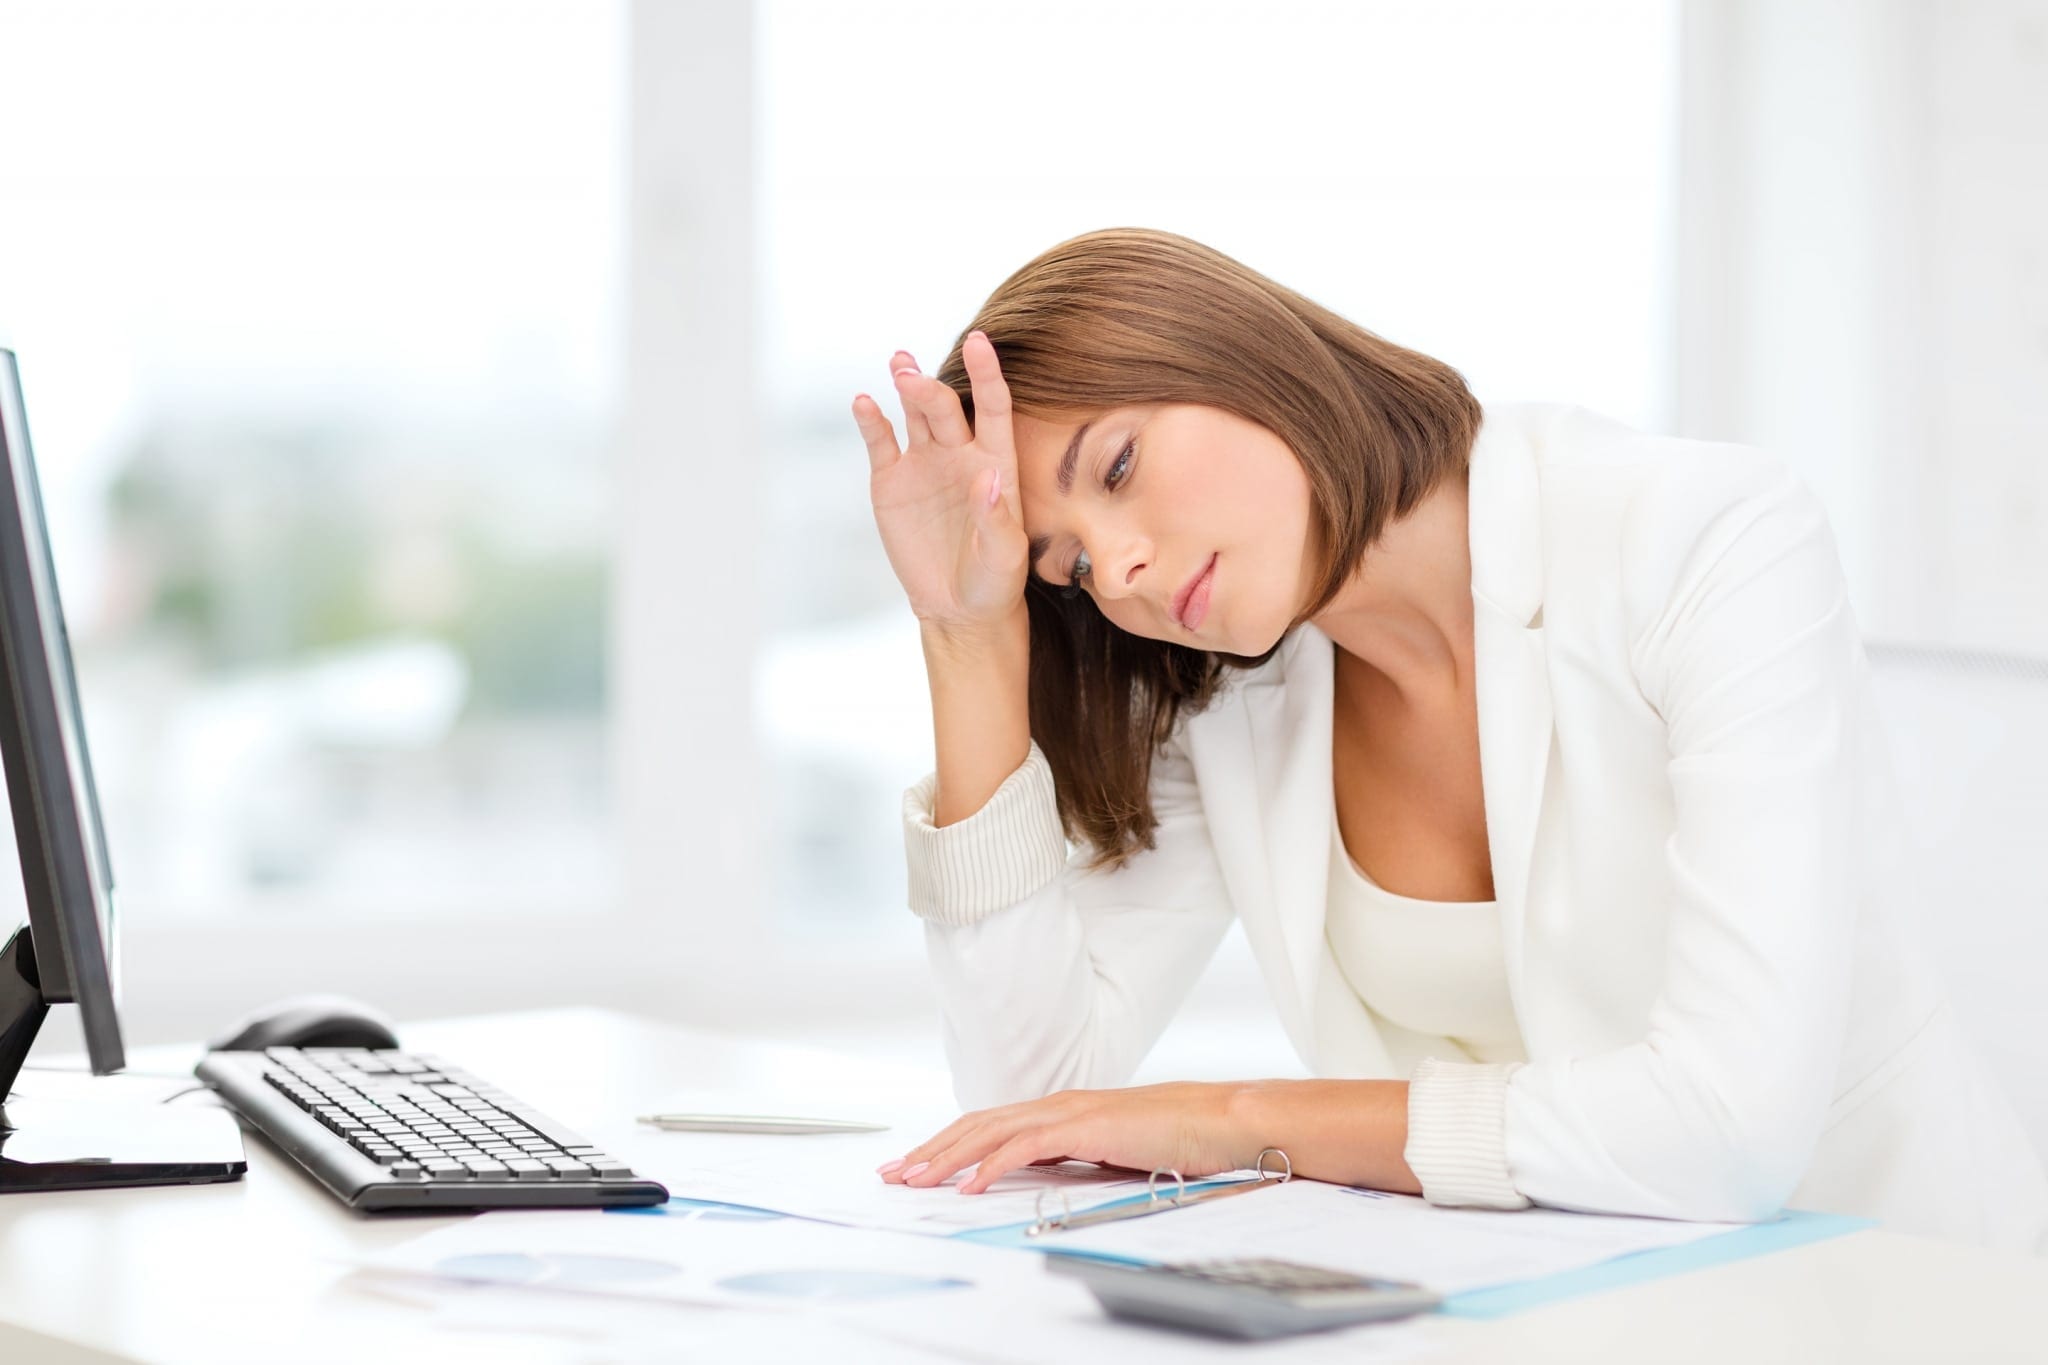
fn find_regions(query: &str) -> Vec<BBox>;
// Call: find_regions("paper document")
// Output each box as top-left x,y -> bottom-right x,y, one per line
358,1201 -> 1441,1363
362,1203 -> 1045,1312
1045,1178 -> 1745,1295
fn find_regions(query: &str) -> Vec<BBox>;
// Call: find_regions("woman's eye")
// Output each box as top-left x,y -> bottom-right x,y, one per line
1059,439 -> 1134,599
1061,549 -> 1092,599
1105,438 -> 1135,489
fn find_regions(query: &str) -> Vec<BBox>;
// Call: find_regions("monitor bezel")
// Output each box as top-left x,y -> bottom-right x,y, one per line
0,347 -> 124,1074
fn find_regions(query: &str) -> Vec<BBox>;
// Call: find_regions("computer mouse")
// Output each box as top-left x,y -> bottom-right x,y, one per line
207,994 -> 401,1052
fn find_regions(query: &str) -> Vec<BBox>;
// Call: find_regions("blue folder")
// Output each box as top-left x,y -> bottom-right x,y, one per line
955,1184 -> 1871,1318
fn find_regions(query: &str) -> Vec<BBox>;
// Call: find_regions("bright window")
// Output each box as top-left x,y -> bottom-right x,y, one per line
0,0 -> 625,921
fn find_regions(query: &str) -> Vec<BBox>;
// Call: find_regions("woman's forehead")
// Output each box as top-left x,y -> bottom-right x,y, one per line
1012,408 -> 1096,452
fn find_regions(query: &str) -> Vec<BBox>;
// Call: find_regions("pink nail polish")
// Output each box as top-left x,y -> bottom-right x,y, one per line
877,1157 -> 905,1175
903,1160 -> 930,1180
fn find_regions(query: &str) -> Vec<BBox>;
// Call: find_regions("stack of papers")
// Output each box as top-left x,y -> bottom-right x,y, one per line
353,1202 -> 1441,1363
350,1118 -> 1851,1358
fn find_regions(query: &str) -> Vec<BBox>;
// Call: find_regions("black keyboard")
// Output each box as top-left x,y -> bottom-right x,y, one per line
196,1047 -> 668,1211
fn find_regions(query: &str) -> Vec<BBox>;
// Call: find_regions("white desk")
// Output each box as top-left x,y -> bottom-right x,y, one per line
3,1008 -> 2045,1363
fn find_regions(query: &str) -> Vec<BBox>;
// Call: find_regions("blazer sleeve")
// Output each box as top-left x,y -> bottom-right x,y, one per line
1412,450 -> 1864,1222
902,731 -> 1235,1111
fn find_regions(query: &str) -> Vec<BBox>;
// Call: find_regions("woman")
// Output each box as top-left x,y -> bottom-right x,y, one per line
848,227 -> 2048,1251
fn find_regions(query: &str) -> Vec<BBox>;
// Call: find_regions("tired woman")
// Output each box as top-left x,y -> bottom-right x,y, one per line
848,227 -> 2047,1251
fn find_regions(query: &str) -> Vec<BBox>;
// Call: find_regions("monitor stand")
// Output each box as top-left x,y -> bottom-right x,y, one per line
0,926 -> 246,1194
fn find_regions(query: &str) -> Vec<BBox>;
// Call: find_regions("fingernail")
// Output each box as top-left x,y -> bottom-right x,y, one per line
895,351 -> 919,370
903,1160 -> 930,1180
876,1157 -> 905,1175
987,469 -> 1001,507
969,330 -> 987,345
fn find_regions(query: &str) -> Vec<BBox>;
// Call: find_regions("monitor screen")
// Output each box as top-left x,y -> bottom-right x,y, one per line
0,347 -> 123,1072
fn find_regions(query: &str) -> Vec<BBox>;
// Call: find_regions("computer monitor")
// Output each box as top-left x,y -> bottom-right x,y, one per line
0,346 -> 123,1080
0,346 -> 243,1190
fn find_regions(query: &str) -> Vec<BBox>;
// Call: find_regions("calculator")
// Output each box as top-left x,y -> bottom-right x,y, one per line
1047,1255 -> 1441,1340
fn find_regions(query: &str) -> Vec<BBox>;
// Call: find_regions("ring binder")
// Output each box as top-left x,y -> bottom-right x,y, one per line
1025,1147 -> 1292,1237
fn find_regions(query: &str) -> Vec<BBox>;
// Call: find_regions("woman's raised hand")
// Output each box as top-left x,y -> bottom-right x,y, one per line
852,332 -> 1028,640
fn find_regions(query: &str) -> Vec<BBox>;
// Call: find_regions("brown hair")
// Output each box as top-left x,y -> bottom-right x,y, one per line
932,228 -> 1481,871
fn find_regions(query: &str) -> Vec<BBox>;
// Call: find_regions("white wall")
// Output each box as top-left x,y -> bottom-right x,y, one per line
1678,0 -> 2048,656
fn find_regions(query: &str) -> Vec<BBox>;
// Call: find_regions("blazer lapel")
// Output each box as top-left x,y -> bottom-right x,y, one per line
1183,626 -> 1332,1057
1466,406 -> 1554,995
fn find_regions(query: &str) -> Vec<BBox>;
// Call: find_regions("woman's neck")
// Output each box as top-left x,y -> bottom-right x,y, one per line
1308,472 -> 1476,708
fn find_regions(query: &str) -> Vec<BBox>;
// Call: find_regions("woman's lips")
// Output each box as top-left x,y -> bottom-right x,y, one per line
1174,554 -> 1217,631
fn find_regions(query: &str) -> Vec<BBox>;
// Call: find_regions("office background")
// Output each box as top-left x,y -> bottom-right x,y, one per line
0,1 -> 2042,1076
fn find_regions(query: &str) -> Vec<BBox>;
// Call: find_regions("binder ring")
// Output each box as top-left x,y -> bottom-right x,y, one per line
1255,1147 -> 1292,1183
1146,1167 -> 1188,1206
1025,1187 -> 1074,1237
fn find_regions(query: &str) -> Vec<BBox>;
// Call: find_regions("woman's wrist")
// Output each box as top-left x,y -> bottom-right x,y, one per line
919,605 -> 1029,668
1224,1078 -> 1422,1194
921,606 -> 1032,828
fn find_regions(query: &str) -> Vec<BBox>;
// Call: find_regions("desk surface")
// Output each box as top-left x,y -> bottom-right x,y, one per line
3,1008 -> 2045,1364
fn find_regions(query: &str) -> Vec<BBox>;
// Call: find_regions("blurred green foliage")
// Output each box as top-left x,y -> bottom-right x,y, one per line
104,417 -> 606,714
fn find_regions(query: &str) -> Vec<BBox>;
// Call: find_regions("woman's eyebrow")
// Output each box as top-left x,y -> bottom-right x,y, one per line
1055,419 -> 1097,496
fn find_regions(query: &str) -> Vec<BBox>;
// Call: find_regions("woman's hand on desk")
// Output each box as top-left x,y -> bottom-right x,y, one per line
878,1082 -> 1247,1194
877,1079 -> 1425,1196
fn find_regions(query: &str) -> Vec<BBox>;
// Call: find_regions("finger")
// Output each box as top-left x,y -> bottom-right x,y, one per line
961,330 -> 1016,469
880,1109 -> 1005,1183
904,1115 -> 1031,1188
890,351 -> 933,448
850,394 -> 901,473
959,1130 -> 1066,1195
896,368 -> 974,449
972,468 -> 1026,573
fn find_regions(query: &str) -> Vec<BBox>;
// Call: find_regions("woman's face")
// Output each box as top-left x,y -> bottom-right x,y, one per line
1013,402 -> 1319,656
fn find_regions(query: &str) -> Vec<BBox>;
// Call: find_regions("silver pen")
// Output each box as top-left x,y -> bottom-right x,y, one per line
636,1112 -> 891,1135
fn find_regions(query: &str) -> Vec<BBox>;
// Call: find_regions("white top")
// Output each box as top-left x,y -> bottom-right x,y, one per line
1323,806 -> 1527,1065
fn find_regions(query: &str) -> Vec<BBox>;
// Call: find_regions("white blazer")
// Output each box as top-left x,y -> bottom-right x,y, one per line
901,401 -> 2048,1253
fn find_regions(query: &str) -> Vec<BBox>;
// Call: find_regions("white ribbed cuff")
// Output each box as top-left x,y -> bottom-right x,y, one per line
1404,1056 -> 1532,1210
902,740 -> 1069,926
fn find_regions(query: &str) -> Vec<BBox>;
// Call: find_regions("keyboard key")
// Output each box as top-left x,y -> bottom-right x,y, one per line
503,1159 -> 552,1181
498,1105 -> 588,1147
544,1159 -> 594,1179
422,1160 -> 469,1179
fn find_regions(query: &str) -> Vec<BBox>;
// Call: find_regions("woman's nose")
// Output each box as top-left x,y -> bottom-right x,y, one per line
1090,539 -> 1150,599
